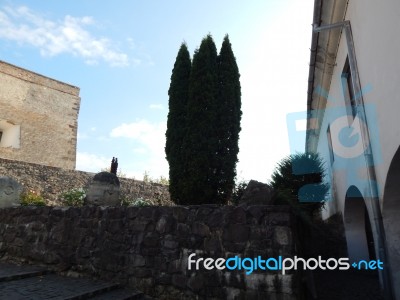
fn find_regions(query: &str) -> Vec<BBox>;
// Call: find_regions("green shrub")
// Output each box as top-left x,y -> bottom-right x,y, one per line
133,198 -> 152,206
61,188 -> 86,206
270,152 -> 329,218
20,190 -> 46,206
121,197 -> 152,207
120,196 -> 133,206
232,180 -> 249,205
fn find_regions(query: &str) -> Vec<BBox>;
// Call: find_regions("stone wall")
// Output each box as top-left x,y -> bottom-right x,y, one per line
0,60 -> 80,169
0,157 -> 172,206
0,205 -> 297,299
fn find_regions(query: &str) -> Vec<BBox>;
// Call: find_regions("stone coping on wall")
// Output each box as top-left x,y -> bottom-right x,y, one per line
0,60 -> 79,96
0,157 -> 172,206
0,205 -> 298,299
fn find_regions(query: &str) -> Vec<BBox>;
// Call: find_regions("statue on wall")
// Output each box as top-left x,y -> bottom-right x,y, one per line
111,157 -> 118,175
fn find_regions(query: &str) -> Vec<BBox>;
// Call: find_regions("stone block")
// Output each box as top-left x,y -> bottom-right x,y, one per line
86,172 -> 120,206
156,216 -> 176,234
225,207 -> 246,224
155,272 -> 172,285
172,206 -> 188,222
274,226 -> 291,246
205,210 -> 224,228
176,223 -> 190,237
187,273 -> 205,292
192,222 -> 210,237
172,274 -> 187,289
143,232 -> 160,247
204,234 -> 224,254
134,267 -> 153,278
239,180 -> 274,205
162,235 -> 179,250
0,176 -> 23,208
222,224 -> 250,243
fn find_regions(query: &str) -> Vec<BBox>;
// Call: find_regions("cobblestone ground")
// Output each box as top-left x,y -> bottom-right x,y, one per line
314,269 -> 384,300
0,262 -> 386,299
0,262 -> 144,300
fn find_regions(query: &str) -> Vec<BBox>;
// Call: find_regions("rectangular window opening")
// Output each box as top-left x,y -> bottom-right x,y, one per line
0,121 -> 20,148
341,57 -> 357,119
327,125 -> 334,165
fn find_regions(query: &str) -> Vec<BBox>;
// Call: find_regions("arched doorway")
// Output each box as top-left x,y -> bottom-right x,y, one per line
383,146 -> 400,299
344,186 -> 375,262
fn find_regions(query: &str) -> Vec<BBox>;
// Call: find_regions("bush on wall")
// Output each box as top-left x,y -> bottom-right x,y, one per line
121,197 -> 153,207
61,188 -> 86,207
20,190 -> 46,206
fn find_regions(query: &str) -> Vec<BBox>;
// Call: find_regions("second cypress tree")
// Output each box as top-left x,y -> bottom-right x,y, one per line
181,35 -> 220,204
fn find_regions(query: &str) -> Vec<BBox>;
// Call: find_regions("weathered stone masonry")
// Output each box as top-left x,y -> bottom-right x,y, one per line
0,60 -> 80,170
0,157 -> 171,206
0,205 -> 298,299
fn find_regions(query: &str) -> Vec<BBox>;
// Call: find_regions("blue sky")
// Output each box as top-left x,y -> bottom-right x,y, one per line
0,0 -> 311,182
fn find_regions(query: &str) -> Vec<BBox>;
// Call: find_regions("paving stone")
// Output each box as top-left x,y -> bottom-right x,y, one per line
89,288 -> 143,300
0,262 -> 145,300
0,262 -> 50,282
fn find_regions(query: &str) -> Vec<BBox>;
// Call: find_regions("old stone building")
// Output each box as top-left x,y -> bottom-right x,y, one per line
0,60 -> 80,169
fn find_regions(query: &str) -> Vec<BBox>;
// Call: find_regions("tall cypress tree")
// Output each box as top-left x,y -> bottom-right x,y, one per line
166,35 -> 242,205
165,43 -> 191,204
216,35 -> 242,203
181,35 -> 220,204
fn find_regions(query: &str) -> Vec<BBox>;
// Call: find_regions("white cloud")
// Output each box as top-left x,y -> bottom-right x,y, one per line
110,119 -> 166,153
126,37 -> 135,49
0,5 -> 130,66
149,104 -> 164,110
76,152 -> 110,173
133,147 -> 147,154
77,132 -> 88,140
97,136 -> 111,142
110,119 -> 168,178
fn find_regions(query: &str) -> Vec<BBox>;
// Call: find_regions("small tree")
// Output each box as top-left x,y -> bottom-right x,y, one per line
232,180 -> 248,205
270,153 -> 329,218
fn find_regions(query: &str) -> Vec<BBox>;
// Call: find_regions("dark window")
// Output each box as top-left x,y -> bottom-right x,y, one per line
0,131 -> 2,143
341,57 -> 357,118
327,125 -> 334,165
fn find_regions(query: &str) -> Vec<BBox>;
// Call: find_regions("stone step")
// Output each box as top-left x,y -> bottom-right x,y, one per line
87,288 -> 144,300
0,263 -> 145,300
0,262 -> 52,282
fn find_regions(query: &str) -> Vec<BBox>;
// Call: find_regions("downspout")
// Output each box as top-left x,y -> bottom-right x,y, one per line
313,21 -> 394,300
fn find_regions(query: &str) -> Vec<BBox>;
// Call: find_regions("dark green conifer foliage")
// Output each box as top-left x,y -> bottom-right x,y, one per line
165,43 -> 191,203
270,153 -> 328,217
216,35 -> 242,203
166,35 -> 242,205
181,35 -> 220,204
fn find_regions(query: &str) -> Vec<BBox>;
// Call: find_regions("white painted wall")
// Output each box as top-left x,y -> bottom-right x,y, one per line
315,0 -> 400,297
